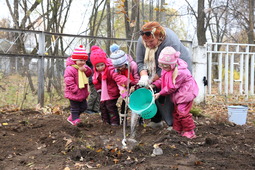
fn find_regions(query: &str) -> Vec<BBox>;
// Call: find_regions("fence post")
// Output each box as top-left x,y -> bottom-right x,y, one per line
37,32 -> 45,107
192,46 -> 207,104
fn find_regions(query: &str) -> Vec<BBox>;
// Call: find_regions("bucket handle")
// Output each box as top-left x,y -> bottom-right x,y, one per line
148,85 -> 155,102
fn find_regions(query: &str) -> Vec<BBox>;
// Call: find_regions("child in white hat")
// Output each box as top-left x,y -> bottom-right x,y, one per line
109,44 -> 140,124
151,46 -> 199,138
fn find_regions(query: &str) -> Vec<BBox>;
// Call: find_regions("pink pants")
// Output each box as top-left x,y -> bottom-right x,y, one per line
172,101 -> 195,132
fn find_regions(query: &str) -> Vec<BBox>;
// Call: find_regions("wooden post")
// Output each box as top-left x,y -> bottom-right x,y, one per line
38,32 -> 45,107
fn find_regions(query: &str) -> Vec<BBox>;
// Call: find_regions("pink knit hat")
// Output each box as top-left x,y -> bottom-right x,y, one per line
71,45 -> 88,60
158,46 -> 180,65
90,45 -> 107,66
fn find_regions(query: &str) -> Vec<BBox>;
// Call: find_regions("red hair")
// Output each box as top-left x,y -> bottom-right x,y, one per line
141,21 -> 166,41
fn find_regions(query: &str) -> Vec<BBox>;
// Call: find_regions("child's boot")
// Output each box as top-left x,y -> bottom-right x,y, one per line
67,115 -> 81,126
182,130 -> 196,139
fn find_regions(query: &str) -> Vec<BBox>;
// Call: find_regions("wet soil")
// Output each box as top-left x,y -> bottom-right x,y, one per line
0,109 -> 255,170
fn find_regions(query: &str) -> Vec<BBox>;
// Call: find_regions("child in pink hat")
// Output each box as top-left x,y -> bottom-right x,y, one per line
151,46 -> 199,138
64,45 -> 92,126
90,45 -> 124,126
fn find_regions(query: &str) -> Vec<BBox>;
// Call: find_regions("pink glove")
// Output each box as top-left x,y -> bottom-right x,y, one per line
120,89 -> 128,98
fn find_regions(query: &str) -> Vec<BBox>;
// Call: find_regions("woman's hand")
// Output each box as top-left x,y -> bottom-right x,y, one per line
154,93 -> 160,99
138,75 -> 149,87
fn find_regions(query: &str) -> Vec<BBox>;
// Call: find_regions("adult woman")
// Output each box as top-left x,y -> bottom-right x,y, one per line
136,21 -> 192,128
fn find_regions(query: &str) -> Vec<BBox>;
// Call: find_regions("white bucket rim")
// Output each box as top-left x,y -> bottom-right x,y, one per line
227,105 -> 248,109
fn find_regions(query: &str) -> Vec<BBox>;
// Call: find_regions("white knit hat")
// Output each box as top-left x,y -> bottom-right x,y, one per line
158,46 -> 180,65
109,44 -> 128,67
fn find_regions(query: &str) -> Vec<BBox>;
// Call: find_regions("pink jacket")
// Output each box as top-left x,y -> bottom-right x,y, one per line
153,58 -> 199,104
93,59 -> 121,100
112,55 -> 140,87
64,57 -> 92,102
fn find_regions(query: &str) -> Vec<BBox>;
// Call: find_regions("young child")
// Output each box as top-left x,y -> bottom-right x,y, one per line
109,44 -> 140,124
90,45 -> 122,126
152,46 -> 199,138
64,45 -> 92,126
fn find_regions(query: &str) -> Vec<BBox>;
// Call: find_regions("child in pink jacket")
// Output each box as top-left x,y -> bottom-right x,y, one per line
64,45 -> 92,126
152,46 -> 199,138
90,45 -> 123,126
109,44 -> 140,124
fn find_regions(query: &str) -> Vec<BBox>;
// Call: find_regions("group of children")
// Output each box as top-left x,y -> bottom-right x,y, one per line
64,44 -> 198,139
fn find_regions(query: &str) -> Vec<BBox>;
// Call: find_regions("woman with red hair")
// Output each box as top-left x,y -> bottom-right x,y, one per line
136,21 -> 192,129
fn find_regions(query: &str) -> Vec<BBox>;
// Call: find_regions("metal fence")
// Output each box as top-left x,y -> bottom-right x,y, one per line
0,27 -> 193,109
206,42 -> 255,103
0,28 -> 138,108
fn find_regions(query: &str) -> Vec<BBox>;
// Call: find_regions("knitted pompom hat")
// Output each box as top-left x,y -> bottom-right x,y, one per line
71,45 -> 88,60
109,44 -> 128,67
158,46 -> 180,65
90,45 -> 107,66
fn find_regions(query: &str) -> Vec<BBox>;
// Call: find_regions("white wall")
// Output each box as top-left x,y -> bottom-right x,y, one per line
192,46 -> 207,104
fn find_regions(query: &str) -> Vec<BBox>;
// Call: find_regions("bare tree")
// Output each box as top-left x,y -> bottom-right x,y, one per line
89,0 -> 106,45
228,0 -> 254,45
185,0 -> 207,45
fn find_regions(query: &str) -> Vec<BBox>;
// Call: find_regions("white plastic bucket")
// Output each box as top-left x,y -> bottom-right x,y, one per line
227,105 -> 248,125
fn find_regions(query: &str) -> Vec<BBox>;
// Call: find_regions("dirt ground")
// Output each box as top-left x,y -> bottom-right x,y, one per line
0,106 -> 255,170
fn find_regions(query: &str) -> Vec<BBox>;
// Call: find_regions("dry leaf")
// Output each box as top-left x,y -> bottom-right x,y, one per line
169,144 -> 176,149
74,162 -> 86,168
96,148 -> 103,152
52,105 -> 62,115
63,137 -> 72,147
113,159 -> 119,164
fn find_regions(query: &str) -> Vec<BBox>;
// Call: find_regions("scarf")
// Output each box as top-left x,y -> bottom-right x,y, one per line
93,66 -> 108,84
100,71 -> 111,101
143,40 -> 162,83
162,70 -> 174,90
144,47 -> 158,83
120,68 -> 134,82
172,64 -> 178,85
162,64 -> 178,88
71,65 -> 88,89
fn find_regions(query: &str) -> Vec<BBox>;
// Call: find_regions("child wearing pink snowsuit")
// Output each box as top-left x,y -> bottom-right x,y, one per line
152,46 -> 199,138
90,45 -> 123,126
64,45 -> 92,126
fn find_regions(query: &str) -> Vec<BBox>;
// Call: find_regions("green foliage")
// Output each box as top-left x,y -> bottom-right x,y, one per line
190,107 -> 203,117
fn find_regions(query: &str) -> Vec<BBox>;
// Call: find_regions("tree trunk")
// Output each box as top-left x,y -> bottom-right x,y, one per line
124,0 -> 131,39
197,0 -> 206,45
248,0 -> 254,47
160,0 -> 166,24
149,0 -> 153,21
106,0 -> 112,54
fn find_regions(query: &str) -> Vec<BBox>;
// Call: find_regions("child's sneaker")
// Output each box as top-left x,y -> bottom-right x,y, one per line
147,121 -> 163,129
67,115 -> 81,126
138,117 -> 144,126
111,123 -> 119,126
182,130 -> 196,139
